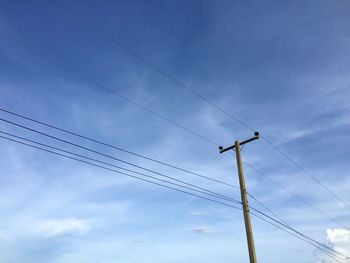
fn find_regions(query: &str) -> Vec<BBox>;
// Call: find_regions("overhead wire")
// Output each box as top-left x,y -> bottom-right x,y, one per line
0,109 -> 347,230
250,207 -> 348,260
0,135 -> 242,210
56,4 -> 350,211
0,110 -> 310,233
247,192 -> 290,227
0,118 -> 345,261
0,118 -> 239,204
261,136 -> 350,210
0,34 -> 219,149
250,211 -> 348,263
0,130 -> 240,204
244,161 -> 350,230
0,107 -> 239,189
56,3 -> 255,133
0,134 -> 347,262
0,108 -> 300,229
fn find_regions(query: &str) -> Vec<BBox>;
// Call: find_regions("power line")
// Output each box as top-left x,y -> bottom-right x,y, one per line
57,5 -> 350,211
0,135 -> 346,262
250,207 -> 348,260
0,34 -> 218,149
4,128 -> 306,249
1,110 -> 347,231
261,136 -> 350,210
247,193 -> 336,259
0,130 -> 241,204
248,192 -> 290,227
0,107 -> 239,189
250,211 -> 348,263
0,108 -> 313,230
57,3 -> 254,132
1,106 -> 312,232
244,161 -> 350,230
0,135 -> 242,210
0,118 -> 238,204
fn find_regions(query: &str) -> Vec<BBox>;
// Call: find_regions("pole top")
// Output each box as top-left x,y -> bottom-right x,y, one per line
219,132 -> 260,154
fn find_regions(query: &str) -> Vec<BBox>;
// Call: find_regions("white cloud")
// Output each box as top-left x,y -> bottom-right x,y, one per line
38,218 -> 90,238
192,227 -> 214,234
327,229 -> 350,243
326,228 -> 350,257
315,228 -> 350,262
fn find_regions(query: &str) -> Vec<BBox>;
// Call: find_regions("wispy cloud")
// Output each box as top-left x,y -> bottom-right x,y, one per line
192,227 -> 214,235
37,218 -> 90,238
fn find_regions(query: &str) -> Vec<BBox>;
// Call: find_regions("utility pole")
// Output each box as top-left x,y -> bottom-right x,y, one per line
219,132 -> 260,263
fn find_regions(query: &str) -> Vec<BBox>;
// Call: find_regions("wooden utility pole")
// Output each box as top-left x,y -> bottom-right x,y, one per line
219,132 -> 260,263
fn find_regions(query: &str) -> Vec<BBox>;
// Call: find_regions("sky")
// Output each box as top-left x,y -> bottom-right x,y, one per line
0,0 -> 350,262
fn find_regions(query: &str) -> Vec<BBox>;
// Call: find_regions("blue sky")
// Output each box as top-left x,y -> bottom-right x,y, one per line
0,0 -> 350,262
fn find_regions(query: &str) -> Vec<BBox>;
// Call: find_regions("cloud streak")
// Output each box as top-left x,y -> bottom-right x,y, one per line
37,218 -> 90,238
192,227 -> 214,235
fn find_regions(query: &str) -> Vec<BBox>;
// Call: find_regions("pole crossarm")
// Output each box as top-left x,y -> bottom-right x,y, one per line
219,132 -> 259,154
